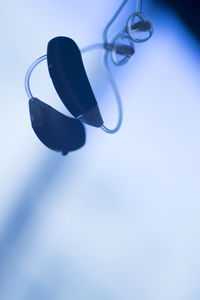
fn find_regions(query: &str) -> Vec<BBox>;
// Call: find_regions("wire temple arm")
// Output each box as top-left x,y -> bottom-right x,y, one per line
100,51 -> 123,134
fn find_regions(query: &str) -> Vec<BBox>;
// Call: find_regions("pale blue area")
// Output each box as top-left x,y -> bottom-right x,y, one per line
0,1 -> 200,300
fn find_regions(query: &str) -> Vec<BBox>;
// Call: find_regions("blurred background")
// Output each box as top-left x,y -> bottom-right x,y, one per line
0,0 -> 200,299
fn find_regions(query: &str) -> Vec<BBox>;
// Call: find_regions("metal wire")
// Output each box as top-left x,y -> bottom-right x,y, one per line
81,44 -> 123,133
103,0 -> 128,44
100,51 -> 123,134
25,55 -> 47,99
103,0 -> 143,44
81,43 -> 104,53
136,0 -> 143,12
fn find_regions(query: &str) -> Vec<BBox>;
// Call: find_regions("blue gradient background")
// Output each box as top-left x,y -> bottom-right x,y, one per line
0,0 -> 200,299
